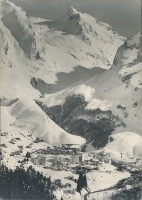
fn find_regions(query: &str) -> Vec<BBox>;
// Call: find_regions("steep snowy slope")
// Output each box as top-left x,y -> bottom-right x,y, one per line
104,132 -> 142,161
0,1 -> 41,99
0,19 -> 39,99
1,100 -> 85,145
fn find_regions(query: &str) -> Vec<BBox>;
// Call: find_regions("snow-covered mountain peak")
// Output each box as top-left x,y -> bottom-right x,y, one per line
65,6 -> 125,43
68,6 -> 79,18
45,6 -> 124,69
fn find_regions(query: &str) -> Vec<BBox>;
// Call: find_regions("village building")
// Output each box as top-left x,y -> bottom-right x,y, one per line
10,151 -> 21,156
18,145 -> 23,149
101,158 -> 112,165
62,144 -> 82,154
15,150 -> 22,155
69,153 -> 90,164
31,155 -> 46,166
69,154 -> 83,164
0,144 -> 6,148
94,151 -> 112,164
62,183 -> 75,194
89,158 -> 100,166
54,155 -> 68,163
1,132 -> 8,137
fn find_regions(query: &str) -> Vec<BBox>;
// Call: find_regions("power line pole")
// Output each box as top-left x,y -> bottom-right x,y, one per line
120,153 -> 123,163
0,98 -> 1,166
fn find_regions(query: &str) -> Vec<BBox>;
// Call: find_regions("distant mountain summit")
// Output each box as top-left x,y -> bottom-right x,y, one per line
66,6 -> 123,40
61,6 -> 125,68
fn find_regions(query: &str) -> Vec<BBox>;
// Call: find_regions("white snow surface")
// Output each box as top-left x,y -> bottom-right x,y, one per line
41,84 -> 95,107
87,169 -> 129,192
104,132 -> 142,161
86,99 -> 114,111
5,99 -> 86,145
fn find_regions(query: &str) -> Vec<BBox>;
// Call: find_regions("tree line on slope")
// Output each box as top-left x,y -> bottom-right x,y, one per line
0,164 -> 61,200
111,187 -> 142,200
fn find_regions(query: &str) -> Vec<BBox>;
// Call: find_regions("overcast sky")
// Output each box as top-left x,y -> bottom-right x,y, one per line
10,0 -> 141,37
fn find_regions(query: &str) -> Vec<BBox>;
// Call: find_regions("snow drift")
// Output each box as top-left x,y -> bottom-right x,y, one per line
104,132 -> 142,161
7,99 -> 85,145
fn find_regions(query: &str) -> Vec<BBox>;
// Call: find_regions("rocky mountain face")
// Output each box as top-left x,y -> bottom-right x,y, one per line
0,1 -> 142,151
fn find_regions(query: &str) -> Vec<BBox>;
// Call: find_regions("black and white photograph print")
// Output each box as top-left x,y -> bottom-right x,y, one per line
0,0 -> 142,199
